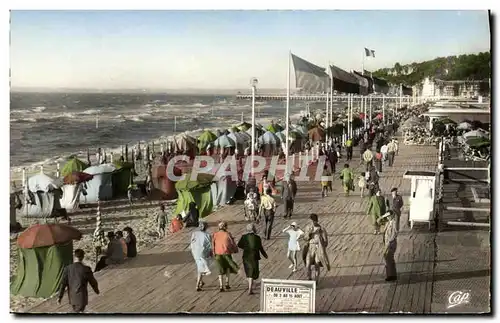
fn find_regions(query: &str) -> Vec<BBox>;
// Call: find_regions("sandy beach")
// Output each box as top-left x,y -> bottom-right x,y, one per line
10,198 -> 176,312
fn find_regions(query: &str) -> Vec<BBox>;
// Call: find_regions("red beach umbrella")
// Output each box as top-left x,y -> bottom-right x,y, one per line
17,223 -> 82,249
63,171 -> 94,185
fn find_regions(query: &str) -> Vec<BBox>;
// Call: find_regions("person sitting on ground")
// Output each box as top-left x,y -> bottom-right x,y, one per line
94,231 -> 125,272
115,230 -> 128,260
123,227 -> 137,258
184,202 -> 200,228
169,214 -> 184,234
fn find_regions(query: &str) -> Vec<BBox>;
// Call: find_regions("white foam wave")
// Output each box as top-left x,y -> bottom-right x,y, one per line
81,109 -> 99,115
32,106 -> 47,113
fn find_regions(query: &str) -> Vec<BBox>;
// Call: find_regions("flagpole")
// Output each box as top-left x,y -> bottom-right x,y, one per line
285,51 -> 291,173
330,67 -> 334,136
362,50 -> 365,76
325,70 -> 330,143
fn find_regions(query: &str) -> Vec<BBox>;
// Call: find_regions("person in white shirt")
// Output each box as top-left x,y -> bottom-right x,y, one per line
282,222 -> 304,272
380,143 -> 388,165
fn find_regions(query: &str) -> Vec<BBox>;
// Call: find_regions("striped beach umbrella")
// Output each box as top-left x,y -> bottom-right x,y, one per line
93,200 -> 106,252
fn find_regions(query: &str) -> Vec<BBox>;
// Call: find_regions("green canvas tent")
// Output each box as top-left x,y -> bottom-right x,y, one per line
174,173 -> 215,218
10,242 -> 74,298
112,161 -> 136,197
61,158 -> 88,177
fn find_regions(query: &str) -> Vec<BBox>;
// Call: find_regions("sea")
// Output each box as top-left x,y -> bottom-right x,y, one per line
10,92 -> 329,176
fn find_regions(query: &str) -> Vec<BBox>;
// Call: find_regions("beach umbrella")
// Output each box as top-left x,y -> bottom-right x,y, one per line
246,127 -> 265,138
213,134 -> 236,148
173,134 -> 197,152
237,122 -> 252,132
61,158 -> 88,177
17,223 -> 82,249
466,137 -> 490,148
293,125 -> 308,136
457,122 -> 472,130
63,171 -> 94,185
258,131 -> 280,146
438,117 -> 456,125
84,163 -> 117,175
197,130 -> 217,150
27,173 -> 62,192
463,130 -> 489,139
274,131 -> 286,143
266,123 -> 284,133
308,127 -> 326,142
280,129 -> 303,141
228,132 -> 250,145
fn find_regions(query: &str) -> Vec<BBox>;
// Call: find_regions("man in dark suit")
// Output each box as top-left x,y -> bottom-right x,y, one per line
58,249 -> 100,313
281,176 -> 297,219
387,187 -> 404,230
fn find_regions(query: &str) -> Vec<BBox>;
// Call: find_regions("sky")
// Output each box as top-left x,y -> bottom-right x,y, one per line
10,10 -> 490,90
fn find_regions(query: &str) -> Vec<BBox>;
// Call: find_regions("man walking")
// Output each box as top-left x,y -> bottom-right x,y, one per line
260,188 -> 277,240
281,176 -> 297,219
386,139 -> 397,167
58,249 -> 100,313
362,148 -> 374,172
387,187 -> 404,230
378,211 -> 398,281
345,137 -> 353,161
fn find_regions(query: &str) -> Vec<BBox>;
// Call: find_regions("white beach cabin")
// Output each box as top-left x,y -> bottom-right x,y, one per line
403,170 -> 437,230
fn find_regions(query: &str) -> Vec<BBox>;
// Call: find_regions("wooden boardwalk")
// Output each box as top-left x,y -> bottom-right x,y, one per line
28,143 -> 440,313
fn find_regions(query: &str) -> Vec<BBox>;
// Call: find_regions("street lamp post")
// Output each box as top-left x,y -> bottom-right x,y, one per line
250,77 -> 258,175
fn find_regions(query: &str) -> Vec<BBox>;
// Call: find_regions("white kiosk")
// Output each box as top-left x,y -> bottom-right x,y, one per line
403,170 -> 437,230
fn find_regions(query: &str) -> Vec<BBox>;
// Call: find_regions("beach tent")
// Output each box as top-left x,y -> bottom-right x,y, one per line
111,161 -> 135,198
80,164 -> 115,204
150,164 -> 181,200
59,184 -> 82,212
246,126 -> 265,138
308,127 -> 326,142
61,157 -> 88,177
174,173 -> 216,218
227,132 -> 250,153
22,174 -> 64,219
213,134 -> 236,148
457,122 -> 472,130
258,131 -> 281,157
228,126 -> 240,133
197,130 -> 217,151
11,224 -> 81,298
211,175 -> 238,206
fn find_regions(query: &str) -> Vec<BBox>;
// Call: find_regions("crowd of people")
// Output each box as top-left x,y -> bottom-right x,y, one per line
58,116 -> 412,311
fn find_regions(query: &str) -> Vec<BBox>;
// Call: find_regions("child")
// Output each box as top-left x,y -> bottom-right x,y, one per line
321,165 -> 332,198
169,214 -> 184,234
358,172 -> 367,198
156,204 -> 168,238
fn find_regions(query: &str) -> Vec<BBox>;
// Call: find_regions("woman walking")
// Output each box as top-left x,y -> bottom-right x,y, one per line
190,221 -> 213,291
212,221 -> 239,292
320,165 -> 332,198
237,223 -> 268,295
302,214 -> 330,282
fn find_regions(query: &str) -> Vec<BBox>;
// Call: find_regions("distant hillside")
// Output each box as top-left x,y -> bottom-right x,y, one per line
372,51 -> 491,86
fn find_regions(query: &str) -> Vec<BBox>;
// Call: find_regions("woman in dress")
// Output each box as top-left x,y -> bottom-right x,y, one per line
237,223 -> 268,295
212,221 -> 239,292
190,221 -> 213,291
302,213 -> 330,282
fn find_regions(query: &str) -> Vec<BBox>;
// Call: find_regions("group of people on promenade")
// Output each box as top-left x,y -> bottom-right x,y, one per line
189,212 -> 330,295
57,117 -> 409,312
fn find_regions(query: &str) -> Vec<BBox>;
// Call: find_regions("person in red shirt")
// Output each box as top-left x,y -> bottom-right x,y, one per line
169,214 -> 184,233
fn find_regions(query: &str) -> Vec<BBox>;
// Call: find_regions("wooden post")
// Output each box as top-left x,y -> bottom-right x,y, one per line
125,144 -> 129,162
56,162 -> 60,178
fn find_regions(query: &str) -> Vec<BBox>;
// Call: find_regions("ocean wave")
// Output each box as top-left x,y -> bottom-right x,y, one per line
32,106 -> 47,113
11,117 -> 38,123
81,109 -> 100,115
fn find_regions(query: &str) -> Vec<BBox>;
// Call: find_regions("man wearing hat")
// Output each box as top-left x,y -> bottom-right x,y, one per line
378,211 -> 398,281
388,187 -> 404,230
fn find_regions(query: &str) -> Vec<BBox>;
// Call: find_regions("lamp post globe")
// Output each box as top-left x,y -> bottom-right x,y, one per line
250,78 -> 258,88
